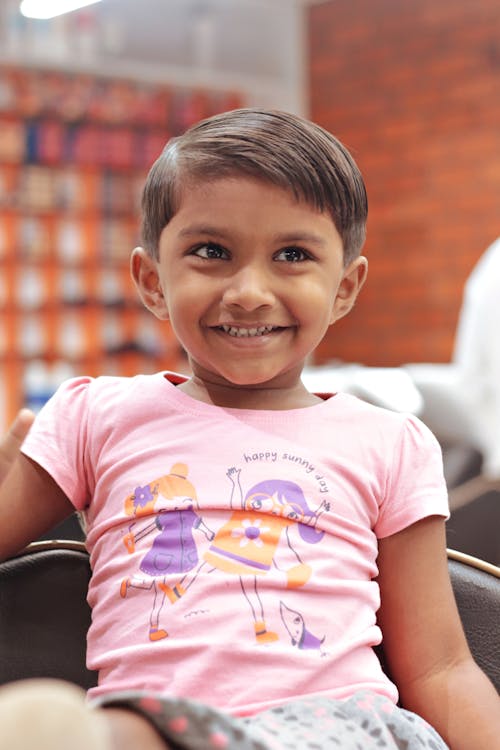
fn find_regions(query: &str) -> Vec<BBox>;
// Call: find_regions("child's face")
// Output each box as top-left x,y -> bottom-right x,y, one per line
133,176 -> 367,393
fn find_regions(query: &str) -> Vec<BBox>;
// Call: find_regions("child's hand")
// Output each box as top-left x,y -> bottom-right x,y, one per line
0,409 -> 35,486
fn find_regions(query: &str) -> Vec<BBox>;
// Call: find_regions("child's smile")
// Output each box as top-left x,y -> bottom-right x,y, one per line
132,176 -> 367,407
210,326 -> 291,349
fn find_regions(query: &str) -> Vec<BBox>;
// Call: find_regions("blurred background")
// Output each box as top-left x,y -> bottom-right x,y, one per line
0,0 -> 499,562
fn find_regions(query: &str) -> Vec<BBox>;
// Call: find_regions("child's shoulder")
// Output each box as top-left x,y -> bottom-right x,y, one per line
330,391 -> 437,448
331,390 -> 414,425
53,371 -> 171,412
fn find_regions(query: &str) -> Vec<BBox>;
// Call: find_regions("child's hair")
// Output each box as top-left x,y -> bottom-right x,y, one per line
141,107 -> 368,266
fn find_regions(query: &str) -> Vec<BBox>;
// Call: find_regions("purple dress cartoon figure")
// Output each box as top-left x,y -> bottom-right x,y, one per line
119,463 -> 214,641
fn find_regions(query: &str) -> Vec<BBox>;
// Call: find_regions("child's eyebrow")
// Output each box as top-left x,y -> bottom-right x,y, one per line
177,224 -> 228,239
177,225 -> 328,248
272,232 -> 328,248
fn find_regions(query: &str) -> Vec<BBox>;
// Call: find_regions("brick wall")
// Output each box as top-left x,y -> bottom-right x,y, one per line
308,0 -> 500,365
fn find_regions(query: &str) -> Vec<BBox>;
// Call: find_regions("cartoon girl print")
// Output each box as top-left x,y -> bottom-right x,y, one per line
119,463 -> 214,641
165,467 -> 329,644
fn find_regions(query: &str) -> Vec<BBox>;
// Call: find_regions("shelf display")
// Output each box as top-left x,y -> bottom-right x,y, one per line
0,65 -> 243,427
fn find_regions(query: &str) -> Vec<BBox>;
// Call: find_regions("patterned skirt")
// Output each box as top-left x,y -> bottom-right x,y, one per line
96,689 -> 449,750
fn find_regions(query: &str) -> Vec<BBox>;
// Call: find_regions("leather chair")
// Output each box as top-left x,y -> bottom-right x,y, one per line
0,540 -> 96,690
0,541 -> 498,693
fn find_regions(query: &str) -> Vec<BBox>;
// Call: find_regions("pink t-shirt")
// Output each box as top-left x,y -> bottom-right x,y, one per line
22,372 -> 449,715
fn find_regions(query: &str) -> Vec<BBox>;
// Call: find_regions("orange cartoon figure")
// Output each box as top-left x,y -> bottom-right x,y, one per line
165,467 -> 329,644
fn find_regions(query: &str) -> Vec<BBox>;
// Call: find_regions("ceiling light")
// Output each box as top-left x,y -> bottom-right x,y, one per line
20,0 -> 102,19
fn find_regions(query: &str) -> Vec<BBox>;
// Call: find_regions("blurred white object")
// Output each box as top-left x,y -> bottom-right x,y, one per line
20,0 -> 101,19
407,238 -> 500,480
302,364 -> 423,415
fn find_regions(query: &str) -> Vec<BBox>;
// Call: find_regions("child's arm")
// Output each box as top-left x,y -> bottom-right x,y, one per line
0,411 -> 75,561
377,515 -> 500,750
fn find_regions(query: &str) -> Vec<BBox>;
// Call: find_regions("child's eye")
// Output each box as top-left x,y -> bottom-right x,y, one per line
274,247 -> 311,263
191,243 -> 229,260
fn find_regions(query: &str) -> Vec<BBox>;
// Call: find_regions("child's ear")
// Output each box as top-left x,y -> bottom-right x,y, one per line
130,247 -> 169,320
330,256 -> 368,324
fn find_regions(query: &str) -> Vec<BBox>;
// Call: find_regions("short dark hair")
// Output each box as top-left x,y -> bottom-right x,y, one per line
141,108 -> 367,265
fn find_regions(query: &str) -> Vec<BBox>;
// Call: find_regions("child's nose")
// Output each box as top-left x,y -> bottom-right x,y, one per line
222,265 -> 275,310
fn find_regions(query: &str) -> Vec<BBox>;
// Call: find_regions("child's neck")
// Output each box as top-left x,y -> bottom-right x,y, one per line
177,375 -> 323,411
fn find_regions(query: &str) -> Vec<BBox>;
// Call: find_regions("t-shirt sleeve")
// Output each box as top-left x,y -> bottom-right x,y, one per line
375,414 -> 449,539
21,376 -> 93,510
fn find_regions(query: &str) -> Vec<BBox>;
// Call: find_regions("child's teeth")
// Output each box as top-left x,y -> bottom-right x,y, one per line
222,325 -> 274,337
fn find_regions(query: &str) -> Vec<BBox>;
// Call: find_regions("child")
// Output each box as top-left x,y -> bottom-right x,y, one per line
0,108 -> 498,750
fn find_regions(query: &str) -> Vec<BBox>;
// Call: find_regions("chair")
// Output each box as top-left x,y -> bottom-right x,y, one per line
0,540 -> 97,690
446,548 -> 499,690
0,541 -> 498,693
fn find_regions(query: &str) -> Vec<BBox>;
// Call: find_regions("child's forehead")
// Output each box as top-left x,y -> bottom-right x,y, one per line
175,173 -> 325,217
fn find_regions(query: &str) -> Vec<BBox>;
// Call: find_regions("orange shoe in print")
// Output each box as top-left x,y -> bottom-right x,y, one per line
254,621 -> 279,644
149,626 -> 168,641
120,578 -> 130,598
